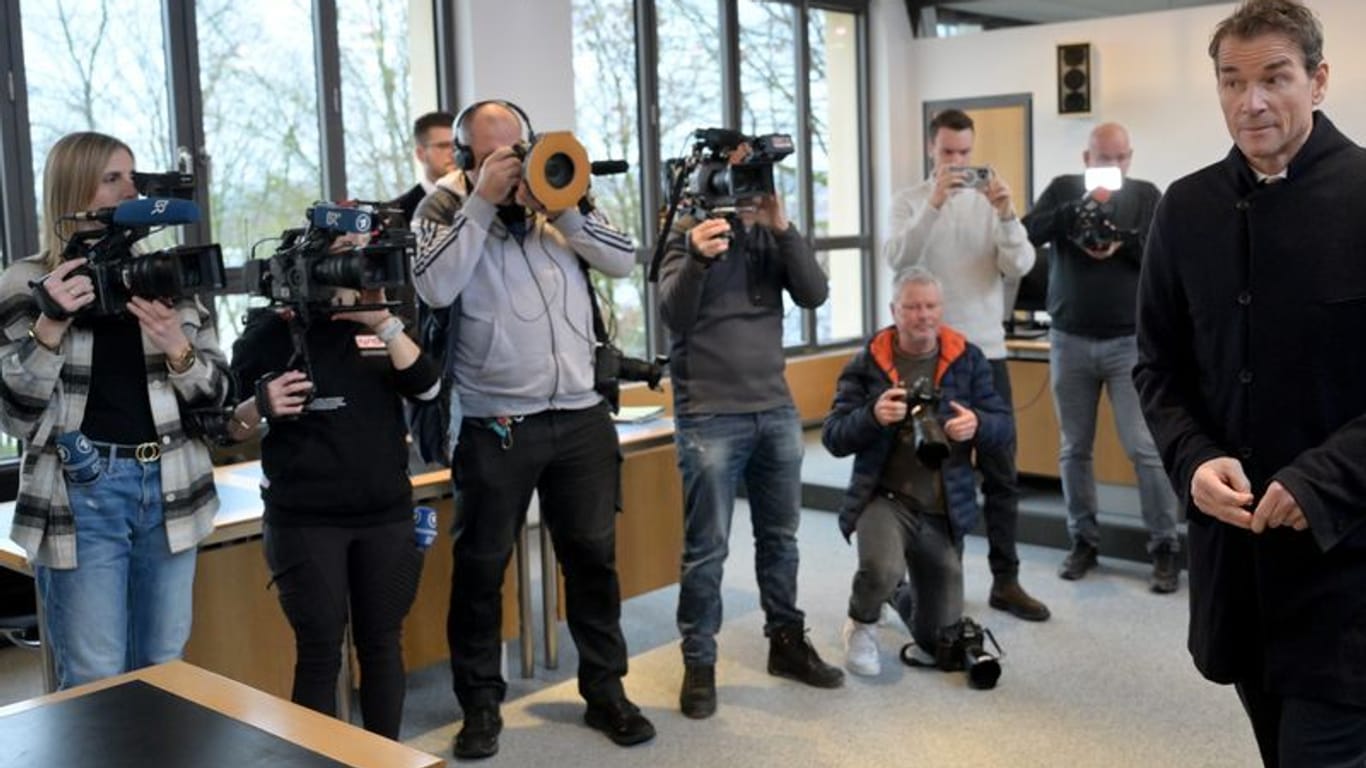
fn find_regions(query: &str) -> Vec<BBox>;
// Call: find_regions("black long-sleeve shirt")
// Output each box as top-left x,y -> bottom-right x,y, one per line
231,310 -> 440,527
1023,173 -> 1161,338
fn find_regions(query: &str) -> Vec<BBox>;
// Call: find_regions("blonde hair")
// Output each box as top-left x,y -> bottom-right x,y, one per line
40,132 -> 134,270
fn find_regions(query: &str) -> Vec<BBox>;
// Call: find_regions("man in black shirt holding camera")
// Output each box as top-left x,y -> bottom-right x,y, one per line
1022,122 -> 1179,593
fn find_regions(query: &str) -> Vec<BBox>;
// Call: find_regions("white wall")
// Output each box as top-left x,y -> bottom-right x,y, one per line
456,0 -> 577,133
868,0 -> 1366,305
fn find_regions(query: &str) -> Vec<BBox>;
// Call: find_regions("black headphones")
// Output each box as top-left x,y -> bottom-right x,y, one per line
453,99 -> 535,171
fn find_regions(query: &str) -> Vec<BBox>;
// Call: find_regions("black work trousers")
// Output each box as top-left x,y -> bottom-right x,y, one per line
264,517 -> 423,740
1237,681 -> 1366,767
446,403 -> 627,711
980,359 -> 1021,579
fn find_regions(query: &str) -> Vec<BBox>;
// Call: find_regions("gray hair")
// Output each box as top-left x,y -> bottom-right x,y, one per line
893,266 -> 943,296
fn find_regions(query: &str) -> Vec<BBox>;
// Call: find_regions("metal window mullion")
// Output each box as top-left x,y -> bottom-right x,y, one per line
855,7 -> 875,336
434,0 -> 459,110
313,0 -> 346,201
795,0 -> 816,347
163,0 -> 211,246
0,0 -> 38,265
637,0 -> 666,359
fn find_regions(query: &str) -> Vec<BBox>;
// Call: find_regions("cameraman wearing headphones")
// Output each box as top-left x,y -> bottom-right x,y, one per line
411,100 -> 654,759
822,268 -> 1011,677
659,140 -> 840,720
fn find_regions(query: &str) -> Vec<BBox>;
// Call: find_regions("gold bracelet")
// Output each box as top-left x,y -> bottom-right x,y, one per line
167,345 -> 195,374
27,322 -> 61,353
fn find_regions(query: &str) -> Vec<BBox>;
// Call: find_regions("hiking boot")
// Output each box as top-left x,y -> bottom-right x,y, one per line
679,663 -> 717,719
989,578 -> 1051,622
452,705 -> 502,760
585,697 -> 656,746
842,617 -> 881,677
768,624 -> 845,688
1150,543 -> 1181,594
1058,541 -> 1099,581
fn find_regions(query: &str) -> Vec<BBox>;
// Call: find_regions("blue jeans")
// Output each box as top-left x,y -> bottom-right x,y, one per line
35,452 -> 197,689
674,405 -> 805,665
1049,329 -> 1179,552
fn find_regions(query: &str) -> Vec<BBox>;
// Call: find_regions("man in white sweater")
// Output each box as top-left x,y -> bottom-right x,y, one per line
883,108 -> 1049,622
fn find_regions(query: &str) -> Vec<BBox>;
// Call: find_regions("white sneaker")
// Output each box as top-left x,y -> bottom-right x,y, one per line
842,618 -> 881,676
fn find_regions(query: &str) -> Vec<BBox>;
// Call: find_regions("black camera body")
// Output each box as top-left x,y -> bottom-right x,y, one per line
594,343 -> 668,413
678,128 -> 794,213
1069,196 -> 1122,252
901,376 -> 950,468
133,170 -> 196,200
934,617 -> 1002,690
244,203 -> 413,306
73,238 -> 227,318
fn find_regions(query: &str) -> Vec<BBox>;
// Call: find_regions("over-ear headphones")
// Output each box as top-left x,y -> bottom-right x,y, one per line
453,99 -> 535,171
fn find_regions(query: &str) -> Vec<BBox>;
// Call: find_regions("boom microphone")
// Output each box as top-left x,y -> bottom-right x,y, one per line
590,160 -> 630,176
64,197 -> 201,227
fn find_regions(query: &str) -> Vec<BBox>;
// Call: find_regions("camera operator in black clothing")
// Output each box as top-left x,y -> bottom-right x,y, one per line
227,269 -> 440,741
1022,123 -> 1180,594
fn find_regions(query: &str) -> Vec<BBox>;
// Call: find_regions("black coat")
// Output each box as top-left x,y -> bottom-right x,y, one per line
1135,112 -> 1366,705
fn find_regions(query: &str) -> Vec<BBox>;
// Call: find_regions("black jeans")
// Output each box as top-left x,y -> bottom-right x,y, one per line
446,404 -> 627,711
1237,681 -> 1366,767
264,517 -> 423,740
980,359 -> 1021,579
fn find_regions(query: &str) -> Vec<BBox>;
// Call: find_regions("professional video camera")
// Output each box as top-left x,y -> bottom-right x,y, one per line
647,127 -> 794,281
243,202 -> 413,307
39,197 -> 227,319
931,617 -> 1004,690
901,376 -> 950,469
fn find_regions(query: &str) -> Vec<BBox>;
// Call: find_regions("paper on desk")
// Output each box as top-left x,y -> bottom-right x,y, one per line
612,405 -> 665,424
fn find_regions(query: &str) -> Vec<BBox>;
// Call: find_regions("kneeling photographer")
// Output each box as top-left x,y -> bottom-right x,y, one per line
822,267 -> 1011,686
227,215 -> 439,740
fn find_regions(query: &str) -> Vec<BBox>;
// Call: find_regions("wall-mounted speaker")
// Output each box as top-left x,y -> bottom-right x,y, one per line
1057,43 -> 1091,115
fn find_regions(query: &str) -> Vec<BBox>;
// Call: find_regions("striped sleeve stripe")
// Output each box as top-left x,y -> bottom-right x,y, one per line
413,216 -> 467,276
581,220 -> 635,251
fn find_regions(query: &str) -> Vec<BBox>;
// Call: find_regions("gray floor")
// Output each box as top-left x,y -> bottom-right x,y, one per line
0,435 -> 1258,766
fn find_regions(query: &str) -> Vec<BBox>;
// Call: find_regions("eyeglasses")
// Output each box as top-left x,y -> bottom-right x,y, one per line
423,141 -> 456,151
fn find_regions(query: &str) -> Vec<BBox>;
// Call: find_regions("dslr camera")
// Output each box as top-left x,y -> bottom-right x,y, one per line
901,376 -> 950,468
1070,167 -> 1127,253
243,202 -> 413,306
933,617 -> 1003,690
594,344 -> 668,413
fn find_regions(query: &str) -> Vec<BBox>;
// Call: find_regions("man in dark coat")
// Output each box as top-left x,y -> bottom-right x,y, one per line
1134,1 -> 1366,764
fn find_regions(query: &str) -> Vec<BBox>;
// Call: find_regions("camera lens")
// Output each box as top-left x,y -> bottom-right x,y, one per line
544,152 -> 575,189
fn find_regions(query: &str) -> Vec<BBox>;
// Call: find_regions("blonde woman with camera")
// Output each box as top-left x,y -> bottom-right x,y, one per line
0,131 -> 230,689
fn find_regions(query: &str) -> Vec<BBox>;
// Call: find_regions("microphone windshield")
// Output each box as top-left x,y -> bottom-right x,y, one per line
110,197 -> 201,227
590,160 -> 630,176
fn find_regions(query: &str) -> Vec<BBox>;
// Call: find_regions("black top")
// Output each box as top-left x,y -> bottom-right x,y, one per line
878,344 -> 945,515
79,312 -> 157,443
231,310 -> 440,527
1135,112 -> 1366,705
1023,173 -> 1161,338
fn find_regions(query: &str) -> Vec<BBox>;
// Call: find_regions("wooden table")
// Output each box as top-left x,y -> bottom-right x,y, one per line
0,660 -> 444,767
0,420 -> 683,699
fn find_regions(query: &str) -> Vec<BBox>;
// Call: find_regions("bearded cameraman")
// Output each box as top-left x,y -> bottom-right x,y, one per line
822,268 -> 1011,677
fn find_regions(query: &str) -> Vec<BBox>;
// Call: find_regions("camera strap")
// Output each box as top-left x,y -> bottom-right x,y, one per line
576,258 -> 610,344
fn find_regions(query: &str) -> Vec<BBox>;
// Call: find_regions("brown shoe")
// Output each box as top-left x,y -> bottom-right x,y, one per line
989,579 -> 1051,622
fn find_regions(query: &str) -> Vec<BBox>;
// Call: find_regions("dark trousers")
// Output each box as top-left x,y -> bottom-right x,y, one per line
264,518 -> 422,740
981,359 -> 1021,579
446,404 -> 627,711
1237,682 -> 1366,767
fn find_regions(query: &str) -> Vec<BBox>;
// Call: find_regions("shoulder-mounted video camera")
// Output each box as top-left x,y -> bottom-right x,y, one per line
900,376 -> 950,469
243,201 -> 413,307
647,127 -> 794,281
37,181 -> 227,319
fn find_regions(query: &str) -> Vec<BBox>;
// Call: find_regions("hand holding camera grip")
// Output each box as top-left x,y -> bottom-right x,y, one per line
28,278 -> 73,321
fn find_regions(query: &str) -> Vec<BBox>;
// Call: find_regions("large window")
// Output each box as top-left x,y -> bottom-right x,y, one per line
338,0 -> 415,203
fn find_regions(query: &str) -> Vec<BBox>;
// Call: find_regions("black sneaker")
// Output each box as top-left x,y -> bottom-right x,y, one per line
1058,541 -> 1099,581
988,579 -> 1051,622
767,624 -> 845,689
1150,543 -> 1181,594
679,663 -> 717,719
584,697 -> 656,746
453,705 -> 502,760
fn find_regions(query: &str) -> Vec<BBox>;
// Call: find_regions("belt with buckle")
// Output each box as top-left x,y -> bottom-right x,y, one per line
90,441 -> 162,463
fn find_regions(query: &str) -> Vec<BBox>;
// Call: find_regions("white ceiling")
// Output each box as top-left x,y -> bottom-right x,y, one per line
938,0 -> 1228,25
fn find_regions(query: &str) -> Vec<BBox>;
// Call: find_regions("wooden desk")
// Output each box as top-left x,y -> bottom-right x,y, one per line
0,661 -> 443,768
1,422 -> 683,699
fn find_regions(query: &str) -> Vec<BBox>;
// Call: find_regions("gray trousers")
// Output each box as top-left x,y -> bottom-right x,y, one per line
848,494 -> 963,651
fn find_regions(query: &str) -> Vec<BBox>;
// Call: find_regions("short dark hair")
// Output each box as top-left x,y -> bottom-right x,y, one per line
928,108 -> 974,135
413,111 -> 456,144
1208,0 -> 1324,73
